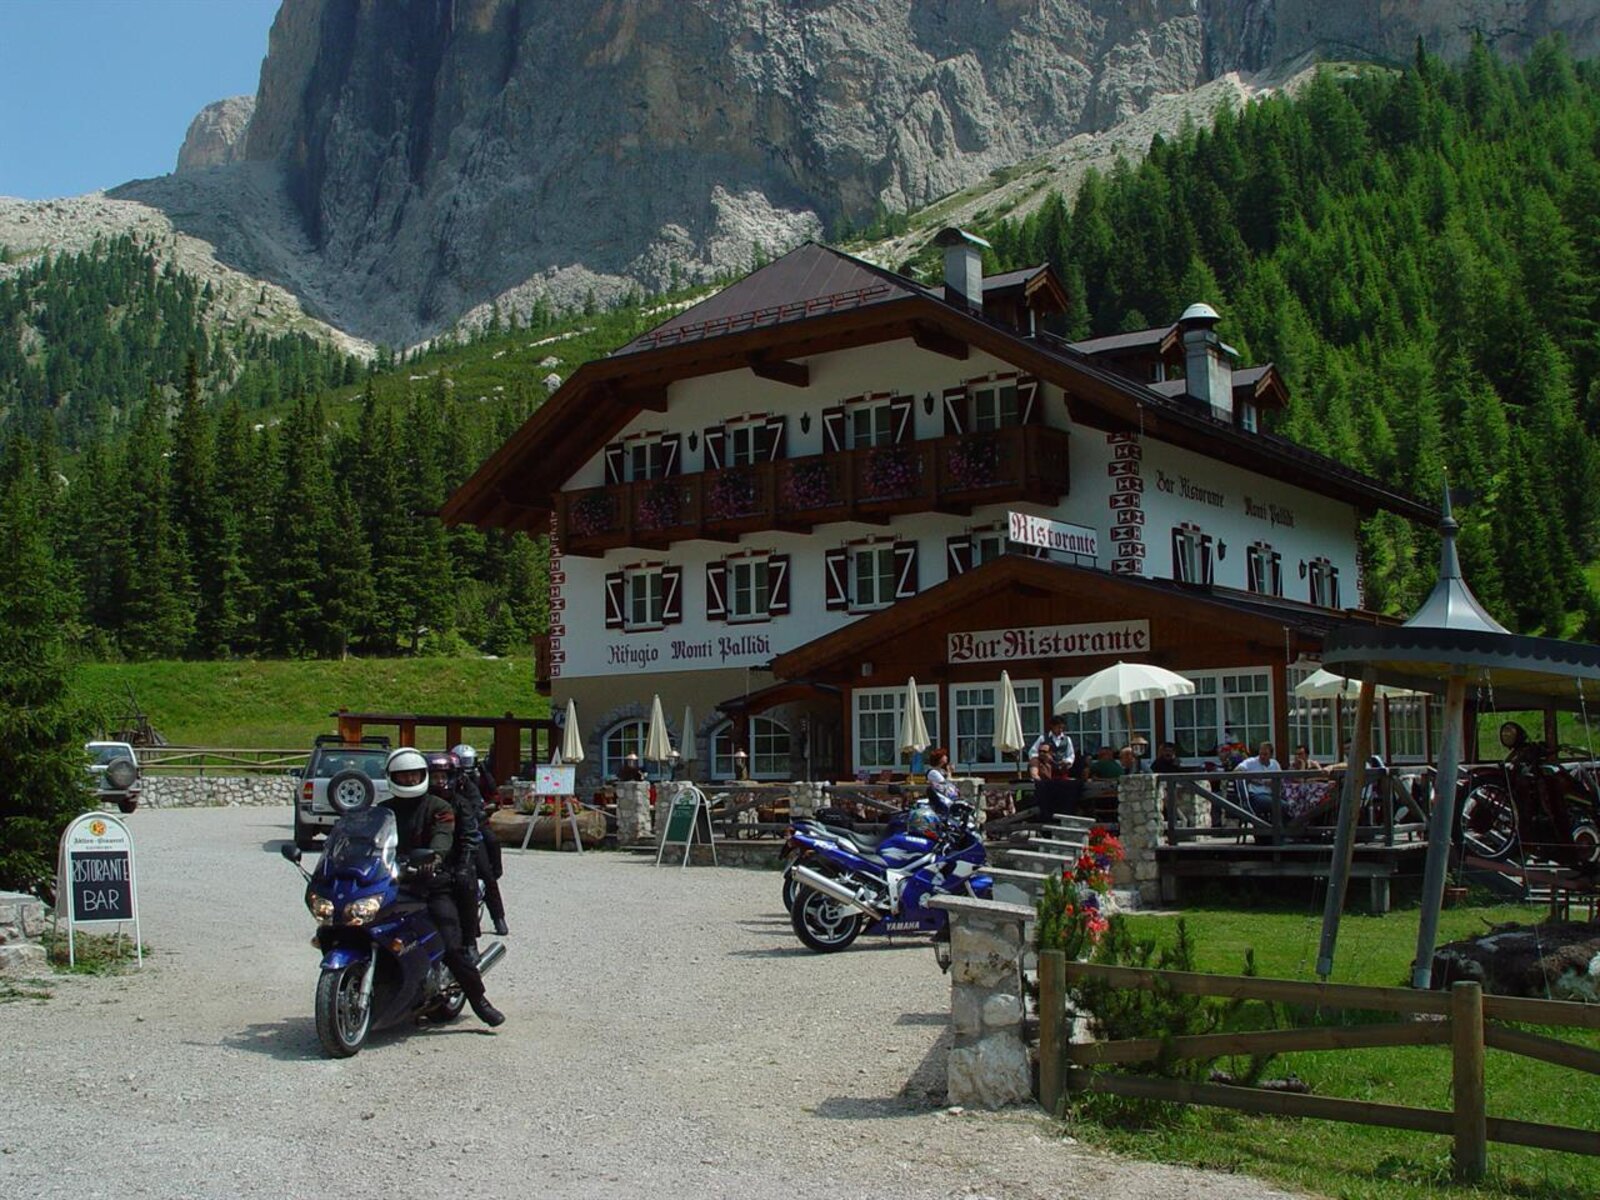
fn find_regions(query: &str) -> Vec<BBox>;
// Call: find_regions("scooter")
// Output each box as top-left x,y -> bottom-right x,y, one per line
787,801 -> 991,953
280,805 -> 505,1057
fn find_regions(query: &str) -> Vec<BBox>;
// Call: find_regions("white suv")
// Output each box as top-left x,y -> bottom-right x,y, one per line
292,737 -> 393,850
86,741 -> 142,813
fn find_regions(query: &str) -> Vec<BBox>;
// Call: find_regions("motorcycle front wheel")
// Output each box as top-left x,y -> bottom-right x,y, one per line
790,887 -> 863,953
315,964 -> 372,1057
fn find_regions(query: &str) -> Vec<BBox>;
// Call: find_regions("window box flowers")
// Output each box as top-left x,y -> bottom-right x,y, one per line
862,446 -> 921,499
567,492 -> 616,537
635,480 -> 682,531
782,459 -> 835,510
945,433 -> 1003,489
707,469 -> 759,520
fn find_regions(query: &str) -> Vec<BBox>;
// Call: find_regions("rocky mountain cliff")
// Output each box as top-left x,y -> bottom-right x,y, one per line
175,96 -> 256,171
102,0 -> 1600,345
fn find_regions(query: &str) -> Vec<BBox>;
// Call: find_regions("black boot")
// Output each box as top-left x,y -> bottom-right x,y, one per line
468,993 -> 506,1027
493,917 -> 510,936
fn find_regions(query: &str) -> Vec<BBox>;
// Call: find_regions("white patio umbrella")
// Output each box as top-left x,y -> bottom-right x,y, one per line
559,697 -> 584,764
1054,661 -> 1195,715
644,694 -> 673,765
1293,667 -> 1420,699
679,705 -> 696,764
898,676 -> 930,759
995,670 -> 1027,773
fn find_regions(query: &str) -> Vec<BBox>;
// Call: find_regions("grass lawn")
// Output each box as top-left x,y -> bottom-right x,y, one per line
72,656 -> 548,749
1070,898 -> 1600,1200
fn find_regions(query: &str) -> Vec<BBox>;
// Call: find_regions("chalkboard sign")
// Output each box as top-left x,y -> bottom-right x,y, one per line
58,812 -> 142,967
654,784 -> 716,869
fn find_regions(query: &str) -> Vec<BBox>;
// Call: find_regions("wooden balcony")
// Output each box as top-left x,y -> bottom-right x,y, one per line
555,425 -> 1071,557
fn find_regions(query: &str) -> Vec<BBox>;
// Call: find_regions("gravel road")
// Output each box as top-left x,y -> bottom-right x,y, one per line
0,807 -> 1299,1200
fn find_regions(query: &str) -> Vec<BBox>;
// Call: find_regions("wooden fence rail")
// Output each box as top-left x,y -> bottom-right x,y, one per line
138,747 -> 307,774
1038,952 -> 1600,1182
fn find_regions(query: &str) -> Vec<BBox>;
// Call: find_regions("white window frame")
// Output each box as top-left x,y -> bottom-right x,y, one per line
602,720 -> 663,781
626,438 -> 665,482
950,678 -> 1042,772
1247,543 -> 1281,597
851,685 -> 940,775
726,419 -> 764,468
1310,558 -> 1341,609
848,400 -> 894,449
1051,680 -> 1153,757
970,380 -> 1019,432
1239,400 -> 1258,433
1385,695 -> 1427,762
1174,527 -> 1200,584
850,543 -> 896,612
710,717 -> 791,780
1164,667 -> 1273,763
625,567 -> 665,631
1286,664 -> 1339,764
726,557 -> 770,623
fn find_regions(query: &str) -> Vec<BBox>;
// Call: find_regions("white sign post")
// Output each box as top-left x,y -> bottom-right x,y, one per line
57,812 -> 142,968
525,764 -> 582,852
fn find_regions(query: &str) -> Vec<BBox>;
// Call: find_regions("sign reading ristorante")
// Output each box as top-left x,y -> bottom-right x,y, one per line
947,620 -> 1150,664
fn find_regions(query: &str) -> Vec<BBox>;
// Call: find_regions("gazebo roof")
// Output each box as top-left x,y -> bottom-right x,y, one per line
1321,488 -> 1600,709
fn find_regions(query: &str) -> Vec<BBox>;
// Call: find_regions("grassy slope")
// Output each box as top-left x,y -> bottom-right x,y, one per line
1090,902 -> 1600,1200
73,657 -> 548,748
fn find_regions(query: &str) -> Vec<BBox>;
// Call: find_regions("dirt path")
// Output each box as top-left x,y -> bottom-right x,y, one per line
0,807 -> 1300,1199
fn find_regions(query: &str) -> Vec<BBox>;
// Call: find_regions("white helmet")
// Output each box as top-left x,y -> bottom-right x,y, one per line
385,747 -> 429,799
451,743 -> 477,769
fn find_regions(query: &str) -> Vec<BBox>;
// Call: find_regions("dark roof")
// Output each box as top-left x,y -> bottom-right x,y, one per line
1068,325 -> 1179,356
616,242 -> 922,356
982,265 -> 1049,292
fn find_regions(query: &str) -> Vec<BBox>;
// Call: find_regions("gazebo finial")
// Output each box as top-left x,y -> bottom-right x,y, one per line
1437,479 -> 1462,582
1406,478 -> 1507,634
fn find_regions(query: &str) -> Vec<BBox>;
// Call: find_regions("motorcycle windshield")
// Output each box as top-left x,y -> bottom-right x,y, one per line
320,807 -> 399,878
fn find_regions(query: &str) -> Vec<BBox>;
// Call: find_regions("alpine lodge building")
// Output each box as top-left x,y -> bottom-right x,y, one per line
444,231 -> 1438,792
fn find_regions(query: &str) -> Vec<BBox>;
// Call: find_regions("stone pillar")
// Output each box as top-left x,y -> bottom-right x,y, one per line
789,781 -> 826,820
0,891 -> 49,976
1117,774 -> 1161,905
615,781 -> 654,844
927,895 -> 1035,1109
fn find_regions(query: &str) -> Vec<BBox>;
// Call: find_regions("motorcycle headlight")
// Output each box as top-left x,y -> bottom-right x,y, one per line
307,894 -> 334,921
343,896 -> 383,925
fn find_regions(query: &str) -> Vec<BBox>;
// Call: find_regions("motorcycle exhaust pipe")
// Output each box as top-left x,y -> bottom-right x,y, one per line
790,865 -> 884,919
475,941 -> 507,976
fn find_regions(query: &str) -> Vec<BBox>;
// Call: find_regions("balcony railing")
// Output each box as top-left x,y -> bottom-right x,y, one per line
556,424 -> 1071,556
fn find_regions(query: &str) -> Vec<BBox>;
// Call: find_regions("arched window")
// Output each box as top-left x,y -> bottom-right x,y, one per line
602,719 -> 665,781
710,717 -> 791,780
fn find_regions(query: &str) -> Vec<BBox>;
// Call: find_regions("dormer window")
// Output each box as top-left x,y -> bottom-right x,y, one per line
1239,401 -> 1258,433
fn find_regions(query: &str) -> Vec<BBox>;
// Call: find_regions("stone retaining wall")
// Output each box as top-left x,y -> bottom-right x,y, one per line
0,891 -> 50,976
138,775 -> 297,808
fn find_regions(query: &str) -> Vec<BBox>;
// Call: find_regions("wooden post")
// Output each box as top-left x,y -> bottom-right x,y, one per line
1316,670 -> 1376,978
1414,674 -> 1468,989
1451,980 -> 1487,1182
1038,949 -> 1067,1116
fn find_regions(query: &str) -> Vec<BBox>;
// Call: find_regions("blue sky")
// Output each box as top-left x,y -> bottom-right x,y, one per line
0,0 -> 281,199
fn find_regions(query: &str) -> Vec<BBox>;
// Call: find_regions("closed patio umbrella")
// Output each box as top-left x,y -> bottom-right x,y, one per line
995,670 -> 1026,773
898,677 -> 930,759
559,698 -> 584,764
679,705 -> 696,765
645,694 -> 673,765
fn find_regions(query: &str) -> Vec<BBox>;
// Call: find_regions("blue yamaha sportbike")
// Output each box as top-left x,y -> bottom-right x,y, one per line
280,806 -> 504,1057
786,802 -> 991,953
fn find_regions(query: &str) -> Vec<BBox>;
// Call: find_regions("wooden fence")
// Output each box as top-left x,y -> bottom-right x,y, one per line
138,747 -> 306,775
1037,953 -> 1600,1181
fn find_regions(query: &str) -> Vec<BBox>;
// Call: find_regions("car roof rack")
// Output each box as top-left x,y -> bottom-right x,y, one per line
314,734 -> 393,748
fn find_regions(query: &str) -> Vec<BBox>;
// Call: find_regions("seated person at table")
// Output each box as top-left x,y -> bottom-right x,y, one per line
1088,745 -> 1124,779
1149,742 -> 1183,774
1117,746 -> 1142,775
1233,741 -> 1281,813
1290,744 -> 1323,772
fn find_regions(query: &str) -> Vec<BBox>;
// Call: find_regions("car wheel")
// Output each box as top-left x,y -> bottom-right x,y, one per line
116,797 -> 138,814
326,769 -> 375,815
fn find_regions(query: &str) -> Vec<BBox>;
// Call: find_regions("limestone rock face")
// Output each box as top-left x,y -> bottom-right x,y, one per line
176,96 -> 257,172
119,0 -> 1600,345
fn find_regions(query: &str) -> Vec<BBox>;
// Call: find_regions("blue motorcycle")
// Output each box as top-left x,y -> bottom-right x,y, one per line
280,806 -> 505,1058
787,801 -> 991,953
779,806 -> 910,913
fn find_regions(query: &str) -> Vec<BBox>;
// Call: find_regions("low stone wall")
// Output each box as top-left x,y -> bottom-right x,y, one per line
0,891 -> 50,976
138,775 -> 297,809
927,894 -> 1035,1109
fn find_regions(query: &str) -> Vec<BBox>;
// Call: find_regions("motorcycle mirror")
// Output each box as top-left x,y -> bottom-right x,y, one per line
280,844 -> 303,864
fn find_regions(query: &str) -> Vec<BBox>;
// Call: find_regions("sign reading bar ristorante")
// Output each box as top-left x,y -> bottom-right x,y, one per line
1007,511 -> 1098,558
948,620 -> 1150,664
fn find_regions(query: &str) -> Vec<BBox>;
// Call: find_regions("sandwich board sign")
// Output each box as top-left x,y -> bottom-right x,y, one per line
524,763 -> 583,852
57,812 -> 142,968
654,783 -> 716,869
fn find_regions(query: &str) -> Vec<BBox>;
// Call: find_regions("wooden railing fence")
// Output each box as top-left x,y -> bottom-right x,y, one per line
1037,952 -> 1600,1182
138,747 -> 307,775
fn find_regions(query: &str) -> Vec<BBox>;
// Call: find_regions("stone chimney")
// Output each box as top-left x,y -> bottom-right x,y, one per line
1178,302 -> 1234,422
934,227 -> 991,314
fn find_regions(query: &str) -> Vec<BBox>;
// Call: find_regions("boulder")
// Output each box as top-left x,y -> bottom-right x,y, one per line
1431,921 -> 1600,1000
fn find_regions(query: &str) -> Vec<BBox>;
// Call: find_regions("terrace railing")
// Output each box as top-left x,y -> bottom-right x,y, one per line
1155,768 -> 1428,847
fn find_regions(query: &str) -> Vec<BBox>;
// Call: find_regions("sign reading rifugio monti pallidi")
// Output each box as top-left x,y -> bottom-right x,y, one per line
443,230 -> 1437,785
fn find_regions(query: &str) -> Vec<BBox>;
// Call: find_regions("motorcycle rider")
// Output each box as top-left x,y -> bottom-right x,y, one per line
425,751 -> 486,951
452,743 -> 509,937
384,748 -> 505,1027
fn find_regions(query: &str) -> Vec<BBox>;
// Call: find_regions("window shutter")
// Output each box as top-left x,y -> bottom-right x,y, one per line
1170,528 -> 1188,583
703,425 -> 725,471
942,386 -> 967,436
603,443 -> 625,486
1017,374 -> 1041,424
821,406 -> 846,453
1330,566 -> 1341,610
767,553 -> 790,615
604,572 -> 624,629
659,433 -> 681,478
824,548 -> 848,611
1271,552 -> 1283,597
893,540 -> 919,599
946,534 -> 972,578
1247,551 -> 1262,594
1200,535 -> 1214,585
889,394 -> 914,444
660,565 -> 683,625
763,415 -> 787,462
705,561 -> 727,622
